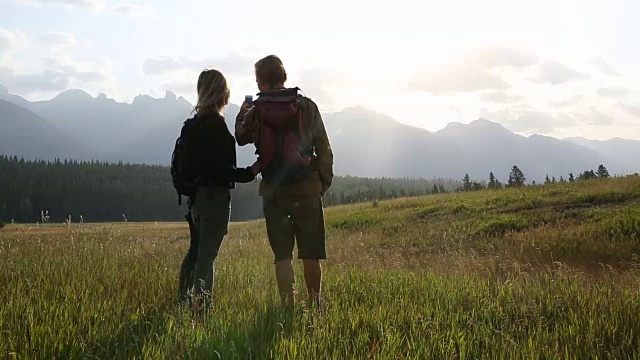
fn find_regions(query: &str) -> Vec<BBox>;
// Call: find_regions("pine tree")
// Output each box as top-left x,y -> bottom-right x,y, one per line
508,166 -> 526,187
597,164 -> 610,178
432,183 -> 439,194
463,173 -> 471,191
577,170 -> 597,181
552,176 -> 557,183
545,174 -> 551,184
488,172 -> 497,189
569,172 -> 575,182
559,175 -> 565,183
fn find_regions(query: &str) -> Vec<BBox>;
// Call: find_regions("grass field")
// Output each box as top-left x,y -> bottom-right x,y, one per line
1,177 -> 640,359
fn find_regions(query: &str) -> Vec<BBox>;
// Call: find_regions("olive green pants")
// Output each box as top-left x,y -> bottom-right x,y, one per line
177,186 -> 230,306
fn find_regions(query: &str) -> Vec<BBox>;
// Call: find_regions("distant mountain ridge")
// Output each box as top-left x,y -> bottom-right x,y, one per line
0,99 -> 96,160
1,85 -> 638,183
562,137 -> 640,171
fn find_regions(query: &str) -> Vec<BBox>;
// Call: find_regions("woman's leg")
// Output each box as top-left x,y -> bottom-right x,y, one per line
177,211 -> 199,304
191,187 -> 231,309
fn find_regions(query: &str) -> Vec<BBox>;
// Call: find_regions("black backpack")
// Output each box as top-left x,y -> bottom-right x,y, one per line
170,118 -> 199,205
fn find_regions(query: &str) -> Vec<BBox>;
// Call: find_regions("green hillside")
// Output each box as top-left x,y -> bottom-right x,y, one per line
1,176 -> 639,359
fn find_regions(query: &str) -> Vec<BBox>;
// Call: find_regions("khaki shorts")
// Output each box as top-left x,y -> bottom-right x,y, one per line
262,194 -> 326,262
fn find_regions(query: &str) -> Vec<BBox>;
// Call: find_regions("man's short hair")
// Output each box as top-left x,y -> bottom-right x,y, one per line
255,55 -> 287,88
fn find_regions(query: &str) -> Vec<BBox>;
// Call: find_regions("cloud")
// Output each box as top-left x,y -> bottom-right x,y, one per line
0,28 -> 29,59
2,70 -> 73,92
582,107 -> 615,126
589,57 -> 622,77
19,0 -> 152,16
37,0 -> 105,11
1,55 -> 111,94
143,53 -> 254,77
619,103 -> 640,118
483,105 -> 619,134
163,79 -> 195,94
407,47 -> 536,94
0,29 -> 29,76
43,56 -> 108,81
408,64 -> 510,94
480,91 -> 523,104
471,47 -> 538,69
550,94 -> 585,108
534,61 -> 590,85
38,32 -> 78,49
295,69 -> 337,105
596,87 -> 629,98
512,111 -> 575,133
112,3 -> 152,17
0,27 -> 117,97
480,107 -> 575,133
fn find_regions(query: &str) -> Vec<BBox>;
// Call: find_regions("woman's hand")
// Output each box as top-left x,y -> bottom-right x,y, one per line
251,161 -> 261,176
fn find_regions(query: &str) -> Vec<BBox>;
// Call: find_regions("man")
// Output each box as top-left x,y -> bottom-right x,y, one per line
235,55 -> 333,308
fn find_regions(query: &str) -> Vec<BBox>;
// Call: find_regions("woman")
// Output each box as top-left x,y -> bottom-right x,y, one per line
177,69 -> 256,311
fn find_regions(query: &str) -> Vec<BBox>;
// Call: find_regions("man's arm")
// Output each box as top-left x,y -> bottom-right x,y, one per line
310,104 -> 334,194
235,106 -> 255,146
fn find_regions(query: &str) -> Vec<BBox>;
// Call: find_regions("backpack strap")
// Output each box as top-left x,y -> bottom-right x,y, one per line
256,87 -> 301,99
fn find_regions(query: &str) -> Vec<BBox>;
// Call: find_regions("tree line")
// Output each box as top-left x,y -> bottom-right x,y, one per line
1,154 -> 623,225
0,155 -> 461,224
458,164 -> 613,192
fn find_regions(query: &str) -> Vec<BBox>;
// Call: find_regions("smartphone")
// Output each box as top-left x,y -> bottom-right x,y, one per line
244,95 -> 253,107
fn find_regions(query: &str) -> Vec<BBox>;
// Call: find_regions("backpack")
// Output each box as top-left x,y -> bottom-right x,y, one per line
254,87 -> 313,187
170,118 -> 199,205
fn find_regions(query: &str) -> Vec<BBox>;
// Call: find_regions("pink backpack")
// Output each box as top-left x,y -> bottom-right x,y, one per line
253,87 -> 314,187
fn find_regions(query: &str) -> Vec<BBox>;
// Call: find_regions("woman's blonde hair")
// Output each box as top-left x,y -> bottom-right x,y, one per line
194,69 -> 230,115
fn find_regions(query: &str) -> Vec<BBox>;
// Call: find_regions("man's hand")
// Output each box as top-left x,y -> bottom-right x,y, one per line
240,102 -> 251,114
235,104 -> 256,146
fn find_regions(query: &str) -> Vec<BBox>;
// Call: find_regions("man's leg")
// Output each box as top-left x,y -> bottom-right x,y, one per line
302,259 -> 322,308
263,195 -> 296,306
292,195 -> 327,308
275,260 -> 295,306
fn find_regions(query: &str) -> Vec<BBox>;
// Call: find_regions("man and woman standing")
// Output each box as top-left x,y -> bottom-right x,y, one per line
174,55 -> 334,312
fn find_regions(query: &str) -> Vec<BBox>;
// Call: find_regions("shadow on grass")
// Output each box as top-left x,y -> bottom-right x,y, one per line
35,304 -> 174,359
39,297 -> 299,359
187,303 -> 296,359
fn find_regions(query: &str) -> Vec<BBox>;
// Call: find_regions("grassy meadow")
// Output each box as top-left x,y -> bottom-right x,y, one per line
1,176 -> 640,359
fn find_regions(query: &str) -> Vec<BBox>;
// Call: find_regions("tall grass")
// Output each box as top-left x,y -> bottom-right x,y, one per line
1,177 -> 640,359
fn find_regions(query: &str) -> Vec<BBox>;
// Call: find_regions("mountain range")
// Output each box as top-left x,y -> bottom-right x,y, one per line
1,84 -> 638,183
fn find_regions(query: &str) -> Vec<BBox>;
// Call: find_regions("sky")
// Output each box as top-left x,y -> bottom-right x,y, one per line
1,0 -> 639,140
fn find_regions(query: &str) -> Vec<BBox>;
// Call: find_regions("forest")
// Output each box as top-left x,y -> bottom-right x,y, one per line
0,155 -> 462,223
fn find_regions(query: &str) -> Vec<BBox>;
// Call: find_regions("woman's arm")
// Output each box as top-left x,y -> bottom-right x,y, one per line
197,121 -> 255,184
